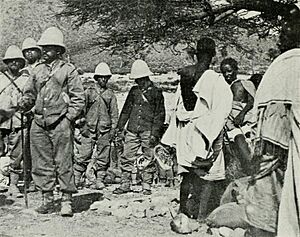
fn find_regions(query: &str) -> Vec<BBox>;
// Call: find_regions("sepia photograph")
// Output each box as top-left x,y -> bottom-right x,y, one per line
0,0 -> 299,236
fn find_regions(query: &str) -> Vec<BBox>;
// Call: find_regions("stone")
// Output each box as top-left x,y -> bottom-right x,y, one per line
12,205 -> 23,210
168,205 -> 177,219
97,209 -> 112,216
112,207 -> 132,219
130,201 -> 148,218
146,205 -> 169,218
40,218 -> 51,222
150,196 -> 169,206
219,227 -> 234,237
89,199 -> 111,211
159,206 -> 169,217
21,208 -> 38,217
229,228 -> 246,237
110,200 -> 128,210
170,213 -> 200,234
132,209 -> 146,218
209,228 -> 222,237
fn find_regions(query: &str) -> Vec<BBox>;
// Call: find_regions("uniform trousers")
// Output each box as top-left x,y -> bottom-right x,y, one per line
30,118 -> 76,193
121,131 -> 155,189
0,128 -> 25,174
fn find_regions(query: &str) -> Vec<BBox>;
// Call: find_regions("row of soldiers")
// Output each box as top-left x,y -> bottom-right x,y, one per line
73,59 -> 166,194
0,26 -> 166,217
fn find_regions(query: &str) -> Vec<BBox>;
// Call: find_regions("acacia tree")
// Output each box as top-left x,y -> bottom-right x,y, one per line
59,0 -> 300,56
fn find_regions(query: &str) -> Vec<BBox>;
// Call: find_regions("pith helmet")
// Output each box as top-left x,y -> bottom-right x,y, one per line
94,62 -> 112,76
22,37 -> 41,52
3,45 -> 25,64
129,59 -> 153,80
37,27 -> 66,53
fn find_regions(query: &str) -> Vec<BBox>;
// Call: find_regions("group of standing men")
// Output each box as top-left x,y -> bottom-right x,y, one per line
0,16 -> 299,237
0,26 -> 166,217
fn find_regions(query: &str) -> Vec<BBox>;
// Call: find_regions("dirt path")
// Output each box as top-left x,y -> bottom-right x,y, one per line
0,184 -> 212,237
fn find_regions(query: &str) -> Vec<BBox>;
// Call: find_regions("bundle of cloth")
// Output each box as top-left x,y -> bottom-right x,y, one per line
207,48 -> 300,237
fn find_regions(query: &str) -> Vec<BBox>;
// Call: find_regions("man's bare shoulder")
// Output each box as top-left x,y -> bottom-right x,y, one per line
177,65 -> 197,78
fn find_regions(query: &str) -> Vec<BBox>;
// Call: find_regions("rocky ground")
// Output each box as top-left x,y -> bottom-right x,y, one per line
0,73 -> 249,237
0,181 -> 246,237
0,183 -> 215,237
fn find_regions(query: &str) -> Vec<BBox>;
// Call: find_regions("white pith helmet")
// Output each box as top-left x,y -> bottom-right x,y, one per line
94,62 -> 112,76
22,37 -> 41,52
3,45 -> 25,64
129,59 -> 153,80
37,27 -> 66,53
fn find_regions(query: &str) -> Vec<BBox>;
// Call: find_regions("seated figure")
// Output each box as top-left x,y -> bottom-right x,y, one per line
220,58 -> 257,177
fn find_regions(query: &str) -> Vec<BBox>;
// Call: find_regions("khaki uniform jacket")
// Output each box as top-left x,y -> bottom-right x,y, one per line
22,59 -> 85,127
22,61 -> 40,76
85,85 -> 118,135
117,83 -> 165,138
0,70 -> 29,129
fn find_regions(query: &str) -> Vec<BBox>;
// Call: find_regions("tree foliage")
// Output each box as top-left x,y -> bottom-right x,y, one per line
1,0 -> 298,73
59,0 -> 300,54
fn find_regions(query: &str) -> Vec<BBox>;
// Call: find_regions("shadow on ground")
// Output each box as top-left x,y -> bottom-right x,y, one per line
71,192 -> 103,213
0,194 -> 14,207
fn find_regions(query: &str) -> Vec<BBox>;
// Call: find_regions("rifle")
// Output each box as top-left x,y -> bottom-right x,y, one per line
0,70 -> 28,208
21,114 -> 28,208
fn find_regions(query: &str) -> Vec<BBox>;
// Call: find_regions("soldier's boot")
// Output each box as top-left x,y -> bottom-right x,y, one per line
61,192 -> 73,217
142,183 -> 152,195
113,171 -> 131,194
141,169 -> 154,195
73,169 -> 83,189
85,164 -> 96,188
165,169 -> 175,187
27,181 -> 37,192
131,172 -> 138,186
7,172 -> 23,198
95,171 -> 106,190
26,175 -> 37,193
35,191 -> 55,214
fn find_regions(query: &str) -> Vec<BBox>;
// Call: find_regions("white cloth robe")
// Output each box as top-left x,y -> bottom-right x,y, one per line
162,70 -> 233,181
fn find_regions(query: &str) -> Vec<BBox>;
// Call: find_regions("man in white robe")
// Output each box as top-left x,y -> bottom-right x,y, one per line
162,37 -> 232,221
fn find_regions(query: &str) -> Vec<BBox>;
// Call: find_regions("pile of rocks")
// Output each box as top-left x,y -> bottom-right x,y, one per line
89,196 -> 172,219
209,227 -> 245,237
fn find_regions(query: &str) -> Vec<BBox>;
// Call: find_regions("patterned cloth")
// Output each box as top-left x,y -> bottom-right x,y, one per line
252,48 -> 300,236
